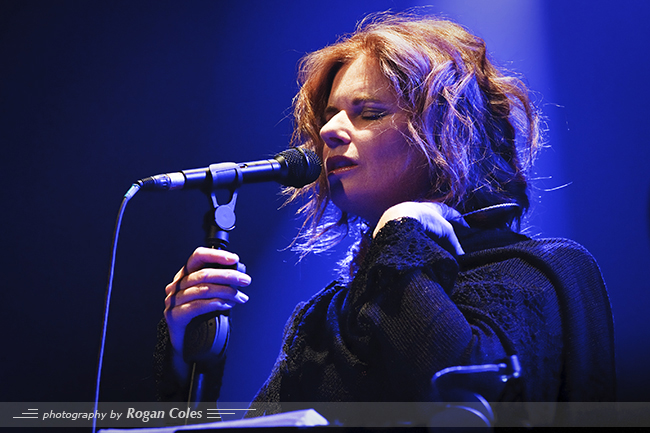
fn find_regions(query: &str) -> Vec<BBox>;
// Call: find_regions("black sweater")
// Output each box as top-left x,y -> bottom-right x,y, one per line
155,218 -> 615,421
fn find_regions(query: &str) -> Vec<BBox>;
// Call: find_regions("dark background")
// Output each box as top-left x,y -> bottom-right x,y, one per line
1,0 -> 649,408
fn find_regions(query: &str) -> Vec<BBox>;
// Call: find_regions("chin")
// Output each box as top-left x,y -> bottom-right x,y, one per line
329,183 -> 385,223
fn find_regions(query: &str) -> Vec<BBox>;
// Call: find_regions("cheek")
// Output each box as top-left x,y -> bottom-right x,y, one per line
375,131 -> 416,169
383,144 -> 429,194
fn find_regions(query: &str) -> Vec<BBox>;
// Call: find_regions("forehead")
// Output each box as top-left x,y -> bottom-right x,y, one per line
328,54 -> 396,103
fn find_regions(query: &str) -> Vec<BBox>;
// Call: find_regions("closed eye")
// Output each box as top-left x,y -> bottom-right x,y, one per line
361,109 -> 388,120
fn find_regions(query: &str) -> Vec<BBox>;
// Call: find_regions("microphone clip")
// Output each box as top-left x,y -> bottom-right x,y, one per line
205,162 -> 243,242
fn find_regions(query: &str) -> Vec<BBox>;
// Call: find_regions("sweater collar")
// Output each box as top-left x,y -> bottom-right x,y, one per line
452,221 -> 530,255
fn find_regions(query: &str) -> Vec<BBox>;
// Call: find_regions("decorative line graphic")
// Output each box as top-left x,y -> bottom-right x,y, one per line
13,408 -> 38,419
206,408 -> 253,419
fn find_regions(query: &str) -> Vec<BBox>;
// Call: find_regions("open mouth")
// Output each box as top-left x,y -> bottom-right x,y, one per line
326,156 -> 357,175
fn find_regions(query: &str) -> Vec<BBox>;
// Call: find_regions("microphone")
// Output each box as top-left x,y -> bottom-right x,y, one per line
137,147 -> 322,191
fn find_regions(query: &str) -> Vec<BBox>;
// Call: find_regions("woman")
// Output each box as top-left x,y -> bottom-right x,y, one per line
156,13 -> 615,424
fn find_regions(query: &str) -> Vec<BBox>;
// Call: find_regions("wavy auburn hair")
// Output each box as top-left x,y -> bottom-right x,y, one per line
288,13 -> 542,253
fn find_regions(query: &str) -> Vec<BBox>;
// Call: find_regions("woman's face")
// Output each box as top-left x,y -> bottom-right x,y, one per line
320,54 -> 430,225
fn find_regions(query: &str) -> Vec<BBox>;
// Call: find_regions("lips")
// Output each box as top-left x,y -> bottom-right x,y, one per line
326,155 -> 357,176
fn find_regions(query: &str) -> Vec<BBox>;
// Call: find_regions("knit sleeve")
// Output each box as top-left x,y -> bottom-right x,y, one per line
349,217 -> 509,399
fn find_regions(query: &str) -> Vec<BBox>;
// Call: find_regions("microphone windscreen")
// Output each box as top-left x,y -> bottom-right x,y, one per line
275,148 -> 322,188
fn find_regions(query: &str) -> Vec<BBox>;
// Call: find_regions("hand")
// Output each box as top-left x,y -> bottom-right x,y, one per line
164,247 -> 251,374
373,202 -> 467,256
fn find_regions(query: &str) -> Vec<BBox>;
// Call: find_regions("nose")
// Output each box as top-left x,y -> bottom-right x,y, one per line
320,110 -> 352,148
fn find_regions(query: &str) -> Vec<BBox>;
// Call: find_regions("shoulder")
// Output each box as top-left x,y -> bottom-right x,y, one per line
459,235 -> 601,275
452,235 -> 606,320
505,237 -> 598,262
455,236 -> 610,341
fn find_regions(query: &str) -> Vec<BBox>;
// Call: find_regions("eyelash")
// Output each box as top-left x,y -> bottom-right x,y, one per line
322,109 -> 388,125
361,110 -> 387,120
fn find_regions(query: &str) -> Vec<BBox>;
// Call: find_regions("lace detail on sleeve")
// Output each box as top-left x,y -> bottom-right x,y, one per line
359,217 -> 459,292
153,319 -> 189,401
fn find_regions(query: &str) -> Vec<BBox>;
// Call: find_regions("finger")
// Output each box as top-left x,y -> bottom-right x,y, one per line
417,208 -> 465,256
183,267 -> 251,289
165,297 -> 235,349
165,294 -> 237,320
425,202 -> 469,227
447,234 -> 465,256
435,219 -> 464,256
172,264 -> 189,282
165,278 -> 184,297
167,250 -> 247,296
171,298 -> 236,318
166,283 -> 249,310
165,266 -> 251,297
185,247 -> 241,274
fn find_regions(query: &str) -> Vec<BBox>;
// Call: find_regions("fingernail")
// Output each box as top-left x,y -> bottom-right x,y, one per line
238,274 -> 252,285
211,301 -> 233,310
236,292 -> 249,303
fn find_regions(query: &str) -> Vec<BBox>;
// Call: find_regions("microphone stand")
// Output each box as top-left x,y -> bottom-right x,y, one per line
183,184 -> 241,415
